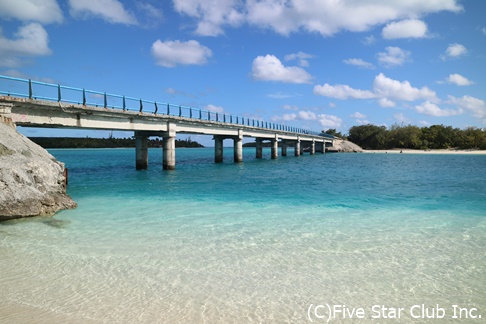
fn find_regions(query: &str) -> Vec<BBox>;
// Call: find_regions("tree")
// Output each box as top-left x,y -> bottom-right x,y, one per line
348,124 -> 387,149
387,124 -> 422,149
324,128 -> 344,138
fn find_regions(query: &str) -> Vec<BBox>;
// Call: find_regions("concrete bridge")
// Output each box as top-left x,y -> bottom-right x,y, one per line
0,75 -> 333,170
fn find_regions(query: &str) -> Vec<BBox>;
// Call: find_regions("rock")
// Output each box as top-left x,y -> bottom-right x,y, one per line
0,122 -> 77,221
327,139 -> 363,153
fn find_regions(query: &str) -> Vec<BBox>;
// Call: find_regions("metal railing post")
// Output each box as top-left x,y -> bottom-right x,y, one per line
28,79 -> 33,99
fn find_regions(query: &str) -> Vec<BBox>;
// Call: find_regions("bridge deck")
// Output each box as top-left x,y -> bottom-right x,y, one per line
0,75 -> 334,170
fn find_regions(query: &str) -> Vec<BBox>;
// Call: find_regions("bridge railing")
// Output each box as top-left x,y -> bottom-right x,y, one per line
0,75 -> 328,137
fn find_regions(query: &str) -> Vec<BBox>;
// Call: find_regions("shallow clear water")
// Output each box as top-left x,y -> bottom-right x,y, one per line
1,148 -> 485,323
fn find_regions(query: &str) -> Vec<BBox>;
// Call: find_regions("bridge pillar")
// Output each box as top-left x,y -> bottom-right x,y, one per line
234,129 -> 243,163
0,102 -> 14,126
271,137 -> 278,159
255,138 -> 263,159
163,123 -> 176,170
310,140 -> 315,155
135,132 -> 148,170
321,141 -> 326,153
281,140 -> 287,156
214,136 -> 224,163
294,139 -> 301,156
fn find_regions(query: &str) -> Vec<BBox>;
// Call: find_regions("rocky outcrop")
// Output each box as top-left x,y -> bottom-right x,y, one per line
327,138 -> 363,153
0,122 -> 77,221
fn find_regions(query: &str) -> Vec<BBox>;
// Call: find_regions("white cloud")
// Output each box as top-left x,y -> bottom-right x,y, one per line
363,35 -> 376,45
373,73 -> 437,102
448,95 -> 486,118
382,19 -> 428,39
205,104 -> 224,113
282,105 -> 299,111
173,0 -> 244,36
446,73 -> 473,86
343,58 -> 374,69
313,84 -> 375,100
394,113 -> 411,124
378,98 -> 396,108
318,114 -> 342,128
298,111 -> 317,120
268,92 -> 293,99
377,46 -> 410,67
273,110 -> 318,122
355,119 -> 370,125
0,0 -> 63,23
415,101 -> 462,117
315,73 -> 439,110
69,0 -> 137,25
0,23 -> 51,67
151,40 -> 212,68
272,113 -> 298,122
247,0 -> 461,36
284,52 -> 314,67
350,112 -> 367,119
172,0 -> 462,37
441,43 -> 467,60
137,3 -> 163,28
251,54 -> 312,84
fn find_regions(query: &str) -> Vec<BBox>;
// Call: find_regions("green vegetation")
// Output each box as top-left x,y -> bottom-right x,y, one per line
347,124 -> 486,150
324,129 -> 345,138
29,137 -> 204,149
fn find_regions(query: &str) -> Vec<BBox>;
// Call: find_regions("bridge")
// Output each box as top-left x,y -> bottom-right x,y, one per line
0,75 -> 334,170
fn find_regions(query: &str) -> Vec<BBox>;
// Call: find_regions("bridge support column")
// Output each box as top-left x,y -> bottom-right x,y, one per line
271,137 -> 278,159
214,136 -> 224,163
233,129 -> 243,163
0,102 -> 14,126
321,142 -> 326,153
163,123 -> 176,170
255,138 -> 263,159
135,132 -> 148,170
294,139 -> 301,156
310,140 -> 315,155
281,140 -> 287,156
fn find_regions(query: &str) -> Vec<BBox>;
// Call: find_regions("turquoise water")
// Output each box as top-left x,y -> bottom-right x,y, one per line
1,148 -> 485,323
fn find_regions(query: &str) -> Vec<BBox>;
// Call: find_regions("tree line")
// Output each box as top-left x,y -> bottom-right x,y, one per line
339,124 -> 486,150
29,137 -> 204,149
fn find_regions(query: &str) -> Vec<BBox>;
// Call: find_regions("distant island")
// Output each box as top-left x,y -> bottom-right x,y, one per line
29,136 -> 204,149
340,124 -> 486,150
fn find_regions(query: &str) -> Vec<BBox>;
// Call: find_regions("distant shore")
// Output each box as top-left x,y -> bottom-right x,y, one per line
363,148 -> 486,154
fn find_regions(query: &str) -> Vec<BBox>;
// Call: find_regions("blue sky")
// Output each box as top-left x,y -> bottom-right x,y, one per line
1,0 -> 485,144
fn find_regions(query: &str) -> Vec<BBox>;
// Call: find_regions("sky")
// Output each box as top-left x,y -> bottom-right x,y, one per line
0,0 -> 485,144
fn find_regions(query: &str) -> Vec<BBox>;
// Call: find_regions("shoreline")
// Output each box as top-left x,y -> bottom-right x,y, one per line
363,148 -> 486,155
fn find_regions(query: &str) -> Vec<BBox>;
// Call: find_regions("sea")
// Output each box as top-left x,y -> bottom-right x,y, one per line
1,148 -> 485,323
